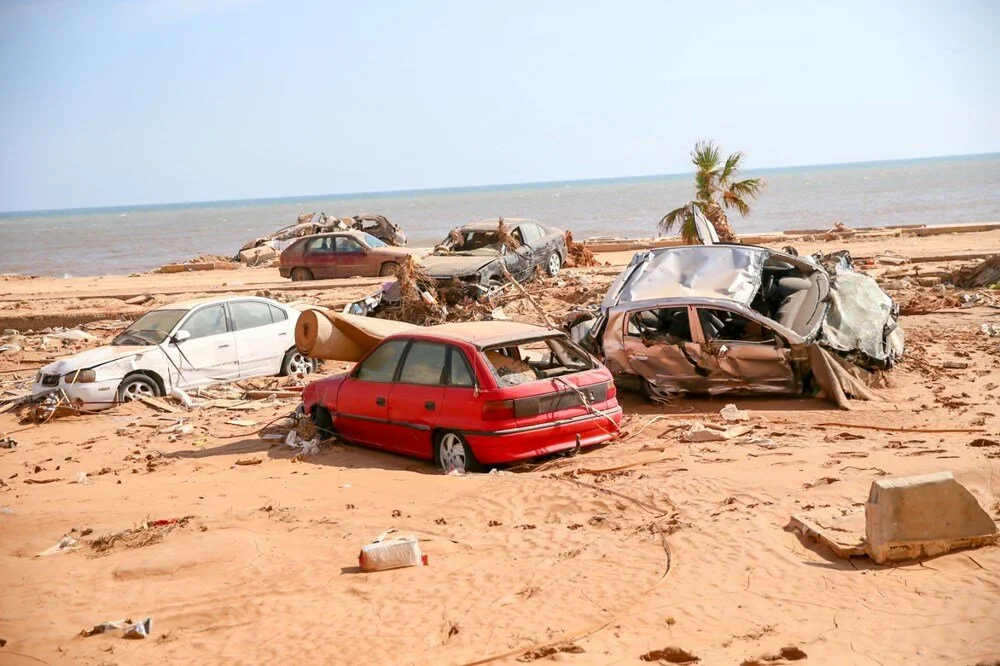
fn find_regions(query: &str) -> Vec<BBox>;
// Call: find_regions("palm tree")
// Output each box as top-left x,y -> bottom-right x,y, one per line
659,141 -> 765,243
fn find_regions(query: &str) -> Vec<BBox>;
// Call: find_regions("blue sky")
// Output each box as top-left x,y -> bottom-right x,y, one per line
0,0 -> 997,212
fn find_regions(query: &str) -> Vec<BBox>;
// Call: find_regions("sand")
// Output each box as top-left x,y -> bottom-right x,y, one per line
1,229 -> 999,665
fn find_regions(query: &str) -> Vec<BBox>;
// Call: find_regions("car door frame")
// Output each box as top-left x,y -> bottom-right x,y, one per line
689,303 -> 799,393
332,235 -> 372,278
163,303 -> 240,389
302,236 -> 337,279
227,299 -> 291,378
333,338 -> 411,449
619,304 -> 709,394
384,339 -> 455,458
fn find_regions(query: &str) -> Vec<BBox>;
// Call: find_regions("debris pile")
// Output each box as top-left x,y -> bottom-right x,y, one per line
564,230 -> 598,267
236,212 -> 407,267
951,254 -> 1000,289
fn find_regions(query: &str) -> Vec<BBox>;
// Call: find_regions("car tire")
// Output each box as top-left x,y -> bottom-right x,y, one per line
281,349 -> 316,378
434,431 -> 482,473
379,261 -> 400,278
546,251 -> 562,277
311,405 -> 335,440
290,267 -> 313,282
116,374 -> 160,403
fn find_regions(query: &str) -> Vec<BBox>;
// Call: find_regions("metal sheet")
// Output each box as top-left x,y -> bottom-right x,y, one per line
607,246 -> 767,307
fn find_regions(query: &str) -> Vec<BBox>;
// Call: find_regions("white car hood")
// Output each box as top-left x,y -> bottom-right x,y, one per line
39,344 -> 158,376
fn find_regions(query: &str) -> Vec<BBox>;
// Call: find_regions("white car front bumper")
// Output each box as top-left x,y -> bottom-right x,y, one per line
32,377 -> 121,411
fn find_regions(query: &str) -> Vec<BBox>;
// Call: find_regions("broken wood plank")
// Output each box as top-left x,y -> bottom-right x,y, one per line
137,396 -> 183,413
243,390 -> 300,400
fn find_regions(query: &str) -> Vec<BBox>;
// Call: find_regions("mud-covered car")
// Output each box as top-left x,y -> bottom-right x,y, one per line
351,214 -> 406,246
279,230 -> 417,281
421,219 -> 567,294
573,244 -> 904,404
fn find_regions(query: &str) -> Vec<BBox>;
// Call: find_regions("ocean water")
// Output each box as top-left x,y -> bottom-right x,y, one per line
1,154 -> 998,278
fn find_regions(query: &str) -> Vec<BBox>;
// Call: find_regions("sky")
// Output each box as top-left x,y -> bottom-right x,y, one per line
0,0 -> 998,212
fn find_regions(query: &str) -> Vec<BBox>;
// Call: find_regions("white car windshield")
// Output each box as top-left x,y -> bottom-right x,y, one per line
362,232 -> 387,248
112,309 -> 186,345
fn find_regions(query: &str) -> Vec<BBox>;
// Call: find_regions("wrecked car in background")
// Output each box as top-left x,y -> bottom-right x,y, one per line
32,297 -> 315,410
351,214 -> 407,246
302,321 -> 622,472
572,244 -> 904,405
278,230 -> 418,281
238,213 -> 407,266
421,218 -> 567,296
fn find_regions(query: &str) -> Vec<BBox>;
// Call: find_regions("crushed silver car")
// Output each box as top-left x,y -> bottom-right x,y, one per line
573,243 -> 903,406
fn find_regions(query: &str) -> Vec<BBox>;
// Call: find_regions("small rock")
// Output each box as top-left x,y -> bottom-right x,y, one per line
916,276 -> 941,287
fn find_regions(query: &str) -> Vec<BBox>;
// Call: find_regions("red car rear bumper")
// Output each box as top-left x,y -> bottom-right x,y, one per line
463,406 -> 623,464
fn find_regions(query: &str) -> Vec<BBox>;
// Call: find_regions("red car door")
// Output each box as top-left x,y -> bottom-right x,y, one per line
333,339 -> 408,449
386,340 -> 448,458
333,235 -> 371,278
302,236 -> 337,279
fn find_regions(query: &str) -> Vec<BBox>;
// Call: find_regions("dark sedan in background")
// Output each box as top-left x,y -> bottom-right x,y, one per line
421,218 -> 567,293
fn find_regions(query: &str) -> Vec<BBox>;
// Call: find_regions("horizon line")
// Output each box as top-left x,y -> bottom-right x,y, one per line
3,150 -> 998,217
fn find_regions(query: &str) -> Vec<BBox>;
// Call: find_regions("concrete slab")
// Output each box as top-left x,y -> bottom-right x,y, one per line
865,471 -> 998,564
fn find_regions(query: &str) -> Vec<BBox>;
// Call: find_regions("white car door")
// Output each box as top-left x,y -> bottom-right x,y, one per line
229,300 -> 290,377
163,304 -> 240,389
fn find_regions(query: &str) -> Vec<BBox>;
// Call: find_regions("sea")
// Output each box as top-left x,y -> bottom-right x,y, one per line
1,153 -> 998,278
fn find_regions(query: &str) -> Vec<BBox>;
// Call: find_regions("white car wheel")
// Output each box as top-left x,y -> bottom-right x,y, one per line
282,350 -> 315,378
546,252 -> 561,277
117,375 -> 158,403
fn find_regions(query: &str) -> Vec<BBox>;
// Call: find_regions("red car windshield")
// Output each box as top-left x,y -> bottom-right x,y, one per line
483,337 -> 593,387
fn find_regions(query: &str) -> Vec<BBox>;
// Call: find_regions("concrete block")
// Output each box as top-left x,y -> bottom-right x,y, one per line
865,471 -> 997,564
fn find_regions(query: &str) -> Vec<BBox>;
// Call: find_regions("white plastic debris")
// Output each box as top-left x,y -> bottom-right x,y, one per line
681,422 -> 752,442
124,617 -> 153,639
0,344 -> 21,354
36,535 -> 80,557
720,403 -> 749,422
169,387 -> 193,409
358,529 -> 426,572
284,431 -> 298,447
49,329 -> 98,341
981,323 -> 1000,338
735,435 -> 778,449
74,471 -> 88,484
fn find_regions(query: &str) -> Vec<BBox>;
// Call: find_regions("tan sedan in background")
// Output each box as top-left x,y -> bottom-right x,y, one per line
279,230 -> 416,281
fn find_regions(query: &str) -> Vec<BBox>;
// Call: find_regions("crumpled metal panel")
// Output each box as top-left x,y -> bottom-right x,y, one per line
607,246 -> 767,307
821,271 -> 905,366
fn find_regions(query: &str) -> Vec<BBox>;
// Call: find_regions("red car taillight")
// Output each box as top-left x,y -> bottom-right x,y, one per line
482,399 -> 515,420
606,381 -> 617,401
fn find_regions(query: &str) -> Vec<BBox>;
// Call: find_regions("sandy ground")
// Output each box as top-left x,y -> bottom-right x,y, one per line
1,230 -> 999,665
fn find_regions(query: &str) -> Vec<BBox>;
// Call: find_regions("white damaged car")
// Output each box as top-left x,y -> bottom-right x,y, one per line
32,296 -> 316,410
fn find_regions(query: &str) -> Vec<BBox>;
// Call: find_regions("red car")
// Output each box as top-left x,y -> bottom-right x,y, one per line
278,230 -> 416,281
302,321 -> 623,472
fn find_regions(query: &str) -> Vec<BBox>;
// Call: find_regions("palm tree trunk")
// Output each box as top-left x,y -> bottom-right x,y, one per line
704,203 -> 739,243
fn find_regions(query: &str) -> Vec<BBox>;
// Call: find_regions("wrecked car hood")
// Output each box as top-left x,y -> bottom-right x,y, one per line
37,345 -> 157,376
421,253 -> 498,277
603,246 -> 767,308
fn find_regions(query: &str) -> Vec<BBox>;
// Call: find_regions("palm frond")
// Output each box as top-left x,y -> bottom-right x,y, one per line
719,152 -> 744,184
727,177 -> 766,200
722,191 -> 752,217
659,203 -> 694,236
691,140 -> 722,174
